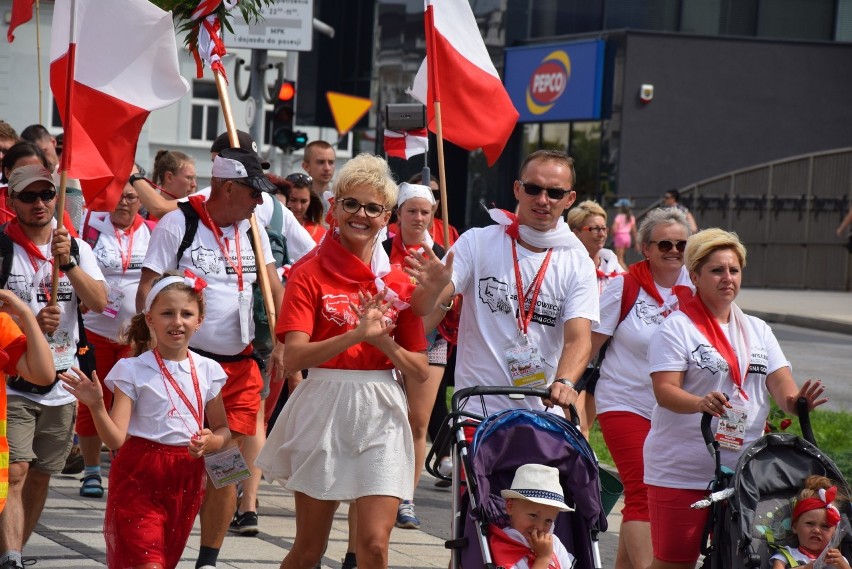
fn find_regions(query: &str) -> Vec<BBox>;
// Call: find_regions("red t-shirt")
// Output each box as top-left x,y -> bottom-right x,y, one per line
277,234 -> 427,370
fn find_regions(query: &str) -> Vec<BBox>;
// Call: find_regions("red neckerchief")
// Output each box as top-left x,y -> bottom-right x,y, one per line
626,260 -> 665,306
489,525 -> 561,569
187,194 -> 244,291
511,240 -> 553,335
596,268 -> 620,280
797,547 -> 819,560
5,219 -> 49,262
153,349 -> 203,435
114,215 -> 144,273
316,232 -> 414,299
673,285 -> 747,400
389,233 -> 426,267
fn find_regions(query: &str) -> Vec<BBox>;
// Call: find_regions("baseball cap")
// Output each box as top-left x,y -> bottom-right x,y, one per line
8,164 -> 56,194
212,148 -> 276,194
210,130 -> 270,169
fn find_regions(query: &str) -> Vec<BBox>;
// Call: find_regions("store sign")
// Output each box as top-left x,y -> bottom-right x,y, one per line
505,39 -> 604,123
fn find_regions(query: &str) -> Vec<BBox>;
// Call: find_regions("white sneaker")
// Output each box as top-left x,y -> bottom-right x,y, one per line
437,456 -> 453,477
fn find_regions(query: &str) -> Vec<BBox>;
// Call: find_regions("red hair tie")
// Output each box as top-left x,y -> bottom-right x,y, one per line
793,486 -> 841,527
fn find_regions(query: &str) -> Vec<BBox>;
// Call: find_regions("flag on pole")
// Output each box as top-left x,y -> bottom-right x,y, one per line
384,128 -> 429,160
408,0 -> 519,166
6,0 -> 35,42
49,0 -> 189,212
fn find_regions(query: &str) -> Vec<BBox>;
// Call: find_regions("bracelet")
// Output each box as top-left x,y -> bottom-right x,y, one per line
554,378 -> 575,389
438,299 -> 454,312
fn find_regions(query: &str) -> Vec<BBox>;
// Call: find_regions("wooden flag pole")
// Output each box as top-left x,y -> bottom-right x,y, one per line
433,102 -> 450,247
35,0 -> 43,124
213,68 -> 277,341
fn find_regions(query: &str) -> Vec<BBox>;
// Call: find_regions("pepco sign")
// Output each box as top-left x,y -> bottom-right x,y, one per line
526,51 -> 571,115
505,39 -> 604,123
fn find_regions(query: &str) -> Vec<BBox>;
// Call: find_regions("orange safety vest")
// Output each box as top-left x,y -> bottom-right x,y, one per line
0,314 -> 27,514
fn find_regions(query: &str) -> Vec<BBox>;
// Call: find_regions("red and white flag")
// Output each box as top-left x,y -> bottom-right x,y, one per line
6,0 -> 35,43
408,0 -> 519,166
50,0 -> 189,212
384,128 -> 429,160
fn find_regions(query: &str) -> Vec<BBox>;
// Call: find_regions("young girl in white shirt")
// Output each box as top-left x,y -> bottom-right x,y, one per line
61,272 -> 230,569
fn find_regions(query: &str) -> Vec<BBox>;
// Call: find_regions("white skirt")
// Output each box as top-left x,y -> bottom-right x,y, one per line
256,368 -> 415,501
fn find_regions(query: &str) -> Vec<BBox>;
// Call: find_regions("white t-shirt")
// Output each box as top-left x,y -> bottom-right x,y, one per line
4,231 -> 105,406
593,268 -> 692,419
105,351 -> 227,445
449,225 -> 599,415
596,248 -> 624,293
498,527 -> 576,569
190,189 -> 315,263
643,310 -> 789,489
770,545 -> 848,567
142,202 -> 274,356
82,213 -> 152,339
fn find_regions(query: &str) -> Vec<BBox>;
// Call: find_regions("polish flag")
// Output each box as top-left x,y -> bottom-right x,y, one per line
50,0 -> 189,212
7,0 -> 34,42
408,0 -> 518,166
384,128 -> 429,160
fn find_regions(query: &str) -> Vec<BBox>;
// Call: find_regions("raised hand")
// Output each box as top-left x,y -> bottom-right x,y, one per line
789,379 -> 828,412
59,367 -> 103,408
405,247 -> 454,293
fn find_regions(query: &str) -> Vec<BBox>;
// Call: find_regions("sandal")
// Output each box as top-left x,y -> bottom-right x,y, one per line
79,473 -> 104,498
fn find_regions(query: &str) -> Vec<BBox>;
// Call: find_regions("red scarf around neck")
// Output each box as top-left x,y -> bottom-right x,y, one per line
673,285 -> 746,399
626,260 -> 665,306
5,219 -> 49,261
187,194 -> 225,238
489,524 -> 561,569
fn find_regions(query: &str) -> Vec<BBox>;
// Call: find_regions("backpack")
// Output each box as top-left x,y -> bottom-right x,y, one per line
174,200 -> 288,351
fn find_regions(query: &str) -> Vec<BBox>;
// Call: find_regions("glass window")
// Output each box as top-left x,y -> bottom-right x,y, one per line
757,0 -> 834,40
569,122 -> 602,202
190,80 -> 219,143
531,0 -> 604,37
838,0 -> 852,40
604,0 -> 680,31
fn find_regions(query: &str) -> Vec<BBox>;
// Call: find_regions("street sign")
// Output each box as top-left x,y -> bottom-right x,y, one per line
326,92 -> 372,135
227,0 -> 314,52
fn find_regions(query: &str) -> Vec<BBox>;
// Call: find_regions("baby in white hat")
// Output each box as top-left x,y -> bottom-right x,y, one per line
489,463 -> 577,569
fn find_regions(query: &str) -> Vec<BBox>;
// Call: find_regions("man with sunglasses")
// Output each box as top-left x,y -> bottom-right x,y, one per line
138,149 -> 286,569
410,149 -> 599,416
0,165 -> 108,569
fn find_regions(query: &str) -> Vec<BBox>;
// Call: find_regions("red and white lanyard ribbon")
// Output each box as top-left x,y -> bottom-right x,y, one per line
199,203 -> 244,292
114,226 -> 137,274
511,240 -> 553,336
154,349 -> 203,434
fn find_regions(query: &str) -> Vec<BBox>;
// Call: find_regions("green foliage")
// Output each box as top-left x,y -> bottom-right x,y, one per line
149,0 -> 274,49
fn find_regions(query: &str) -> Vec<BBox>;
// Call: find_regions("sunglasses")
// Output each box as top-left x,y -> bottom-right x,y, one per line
229,180 -> 263,200
339,197 -> 386,218
286,173 -> 313,186
650,240 -> 687,253
14,189 -> 57,204
580,225 -> 608,234
518,181 -> 570,201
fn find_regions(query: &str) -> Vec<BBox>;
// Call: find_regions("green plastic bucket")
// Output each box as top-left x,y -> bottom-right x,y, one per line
599,466 -> 624,516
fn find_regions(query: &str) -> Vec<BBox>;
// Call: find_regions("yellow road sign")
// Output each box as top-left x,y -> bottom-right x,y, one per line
326,91 -> 372,134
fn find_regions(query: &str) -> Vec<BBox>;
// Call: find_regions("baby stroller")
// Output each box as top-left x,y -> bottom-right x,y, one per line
698,398 -> 852,569
426,386 -> 610,569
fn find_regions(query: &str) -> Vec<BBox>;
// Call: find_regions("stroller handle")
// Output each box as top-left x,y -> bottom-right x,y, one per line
700,393 -> 730,459
795,396 -> 817,446
451,385 -> 580,425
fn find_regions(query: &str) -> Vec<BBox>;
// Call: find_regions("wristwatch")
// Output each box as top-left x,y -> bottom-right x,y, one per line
128,173 -> 146,185
59,259 -> 77,272
554,378 -> 575,389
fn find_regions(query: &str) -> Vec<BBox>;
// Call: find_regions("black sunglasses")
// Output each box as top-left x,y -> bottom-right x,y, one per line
229,180 -> 262,200
650,240 -> 687,253
286,173 -> 313,186
518,181 -> 570,201
339,197 -> 386,218
14,189 -> 57,204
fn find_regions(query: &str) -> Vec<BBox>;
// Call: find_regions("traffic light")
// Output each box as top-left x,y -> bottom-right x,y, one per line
272,80 -> 308,151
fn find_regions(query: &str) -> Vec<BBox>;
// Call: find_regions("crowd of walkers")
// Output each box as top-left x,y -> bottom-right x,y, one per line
0,119 -> 840,569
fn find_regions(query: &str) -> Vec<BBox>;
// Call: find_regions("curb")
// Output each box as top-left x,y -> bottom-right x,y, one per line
742,310 -> 852,337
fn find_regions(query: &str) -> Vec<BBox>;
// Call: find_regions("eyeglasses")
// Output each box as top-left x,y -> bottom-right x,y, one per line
14,189 -> 57,204
518,181 -> 571,201
230,180 -> 263,200
650,240 -> 687,253
339,197 -> 386,218
286,173 -> 313,186
580,225 -> 608,234
118,193 -> 139,204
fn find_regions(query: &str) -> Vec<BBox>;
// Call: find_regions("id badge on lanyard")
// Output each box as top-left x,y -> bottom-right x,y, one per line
238,291 -> 251,345
48,328 -> 76,371
102,288 -> 124,319
204,445 -> 251,488
715,393 -> 751,451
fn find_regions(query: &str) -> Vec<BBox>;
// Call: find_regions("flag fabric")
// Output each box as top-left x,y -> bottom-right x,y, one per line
49,0 -> 189,212
408,0 -> 519,166
384,128 -> 429,160
7,0 -> 35,43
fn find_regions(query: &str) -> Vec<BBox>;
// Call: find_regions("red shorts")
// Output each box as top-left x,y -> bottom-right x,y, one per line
76,330 -> 130,437
648,485 -> 709,563
219,352 -> 262,436
105,437 -> 205,569
597,411 -> 651,522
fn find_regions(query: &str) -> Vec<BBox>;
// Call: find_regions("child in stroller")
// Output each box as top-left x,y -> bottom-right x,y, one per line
489,464 -> 577,569
770,475 -> 850,569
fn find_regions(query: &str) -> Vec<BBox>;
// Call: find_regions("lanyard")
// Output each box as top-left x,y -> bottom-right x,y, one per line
26,250 -> 53,302
154,349 -> 203,434
114,225 -> 137,274
199,203 -> 244,292
511,240 -> 553,336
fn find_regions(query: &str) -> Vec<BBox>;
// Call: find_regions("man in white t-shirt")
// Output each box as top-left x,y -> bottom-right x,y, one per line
137,149 -> 285,569
0,165 -> 108,569
411,150 -> 599,415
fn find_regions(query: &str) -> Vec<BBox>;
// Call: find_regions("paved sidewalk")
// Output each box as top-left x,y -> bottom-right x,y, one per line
737,288 -> 852,335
